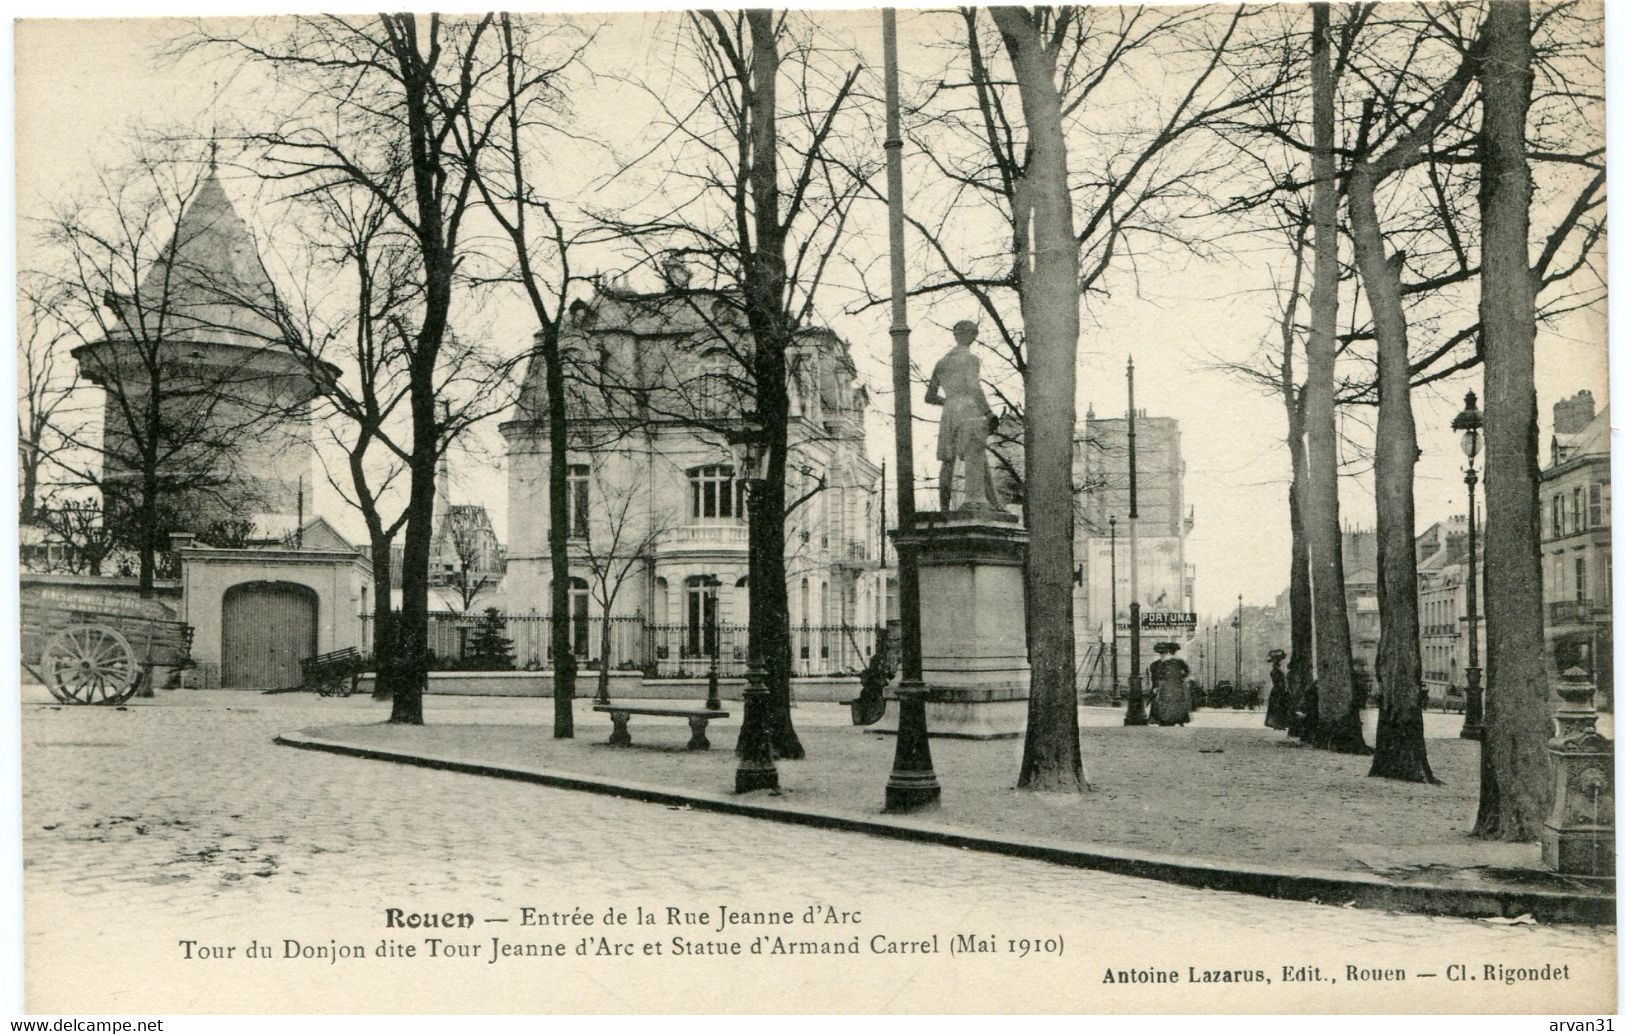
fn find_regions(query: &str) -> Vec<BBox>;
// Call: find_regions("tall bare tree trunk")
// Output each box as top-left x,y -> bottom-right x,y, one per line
992,7 -> 1084,792
1475,0 -> 1551,837
368,540 -> 397,700
542,323 -> 576,737
1348,167 -> 1433,782
1286,397 -> 1314,723
1303,3 -> 1364,753
742,9 -> 803,761
392,437 -> 435,724
1278,224 -> 1314,718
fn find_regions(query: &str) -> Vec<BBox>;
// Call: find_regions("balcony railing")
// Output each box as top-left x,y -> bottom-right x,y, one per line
657,524 -> 749,550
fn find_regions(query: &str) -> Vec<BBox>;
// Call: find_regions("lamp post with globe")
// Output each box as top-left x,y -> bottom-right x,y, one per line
1452,390 -> 1484,741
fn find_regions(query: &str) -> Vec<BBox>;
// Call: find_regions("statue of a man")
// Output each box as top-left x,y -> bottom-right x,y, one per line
925,320 -> 1000,511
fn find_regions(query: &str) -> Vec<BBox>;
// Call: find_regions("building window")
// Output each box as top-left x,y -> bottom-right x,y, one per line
1573,487 -> 1586,532
1576,556 -> 1587,601
569,577 -> 590,655
689,465 -> 743,522
685,576 -> 719,657
820,481 -> 832,549
799,577 -> 811,659
1590,483 -> 1604,528
819,580 -> 830,659
564,464 -> 590,539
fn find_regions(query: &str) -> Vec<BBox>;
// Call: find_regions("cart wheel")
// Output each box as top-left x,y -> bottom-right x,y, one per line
41,624 -> 138,705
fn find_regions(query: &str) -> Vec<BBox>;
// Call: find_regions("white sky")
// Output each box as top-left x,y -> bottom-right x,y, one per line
10,5 -> 1612,621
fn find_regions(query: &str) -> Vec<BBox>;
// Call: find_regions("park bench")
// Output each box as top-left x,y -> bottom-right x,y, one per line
593,704 -> 730,751
299,647 -> 364,698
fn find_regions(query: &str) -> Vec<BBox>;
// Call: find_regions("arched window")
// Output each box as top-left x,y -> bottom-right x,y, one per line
689,464 -> 744,522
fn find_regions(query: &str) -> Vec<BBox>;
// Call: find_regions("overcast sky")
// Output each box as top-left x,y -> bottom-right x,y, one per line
12,7 -> 1612,620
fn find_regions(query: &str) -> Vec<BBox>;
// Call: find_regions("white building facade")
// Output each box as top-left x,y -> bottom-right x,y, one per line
501,279 -> 887,675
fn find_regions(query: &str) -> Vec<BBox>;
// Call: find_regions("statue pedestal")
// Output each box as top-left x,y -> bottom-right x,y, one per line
874,509 -> 1029,740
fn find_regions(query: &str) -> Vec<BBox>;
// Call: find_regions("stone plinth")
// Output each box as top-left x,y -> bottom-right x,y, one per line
874,509 -> 1029,739
1542,667 -> 1615,878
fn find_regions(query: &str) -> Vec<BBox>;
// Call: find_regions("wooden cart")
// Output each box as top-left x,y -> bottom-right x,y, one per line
20,589 -> 194,705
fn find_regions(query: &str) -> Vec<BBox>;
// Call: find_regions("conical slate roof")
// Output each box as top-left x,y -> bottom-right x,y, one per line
113,169 -> 288,350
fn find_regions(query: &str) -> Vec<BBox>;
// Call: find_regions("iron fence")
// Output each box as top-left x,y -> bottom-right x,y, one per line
360,612 -> 884,677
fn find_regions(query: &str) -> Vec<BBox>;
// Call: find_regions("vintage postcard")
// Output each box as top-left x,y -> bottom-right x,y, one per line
8,1 -> 1617,1017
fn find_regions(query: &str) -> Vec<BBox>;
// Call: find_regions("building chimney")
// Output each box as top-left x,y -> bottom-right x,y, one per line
1554,389 -> 1596,435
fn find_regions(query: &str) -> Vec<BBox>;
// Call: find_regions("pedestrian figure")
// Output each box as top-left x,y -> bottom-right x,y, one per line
924,320 -> 1001,511
1290,679 -> 1320,741
1264,648 -> 1292,730
1149,641 -> 1191,726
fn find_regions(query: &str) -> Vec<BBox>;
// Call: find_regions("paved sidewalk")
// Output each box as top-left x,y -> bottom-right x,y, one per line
280,698 -> 1615,924
22,693 -> 1616,1013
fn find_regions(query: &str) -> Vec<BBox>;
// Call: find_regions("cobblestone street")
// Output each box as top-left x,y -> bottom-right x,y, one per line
18,694 -> 1617,1013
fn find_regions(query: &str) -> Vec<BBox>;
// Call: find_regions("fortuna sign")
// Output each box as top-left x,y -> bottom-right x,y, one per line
1114,611 -> 1198,631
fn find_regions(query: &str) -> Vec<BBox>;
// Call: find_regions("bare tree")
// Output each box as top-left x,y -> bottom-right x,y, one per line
441,506 -> 499,614
34,494 -> 120,575
189,14 -> 507,723
1300,3 -> 1368,752
17,276 -> 86,525
1345,31 -> 1484,782
1220,4 -> 1603,765
454,12 -> 594,738
1474,0 -> 1551,839
575,464 -> 672,702
596,11 -> 869,759
984,6 -> 1085,791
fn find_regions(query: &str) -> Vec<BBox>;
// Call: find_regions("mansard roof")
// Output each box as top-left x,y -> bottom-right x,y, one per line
510,280 -> 864,426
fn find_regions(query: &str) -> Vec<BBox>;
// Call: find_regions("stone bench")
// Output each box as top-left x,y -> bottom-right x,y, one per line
592,705 -> 730,751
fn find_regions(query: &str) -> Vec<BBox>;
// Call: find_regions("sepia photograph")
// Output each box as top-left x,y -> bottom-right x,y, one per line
4,0 -> 1617,1018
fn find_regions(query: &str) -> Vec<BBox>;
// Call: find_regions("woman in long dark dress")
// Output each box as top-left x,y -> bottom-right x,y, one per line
1264,648 -> 1292,730
1149,642 -> 1191,726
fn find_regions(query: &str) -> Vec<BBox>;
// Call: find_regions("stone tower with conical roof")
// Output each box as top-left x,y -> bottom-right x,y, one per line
73,165 -> 330,537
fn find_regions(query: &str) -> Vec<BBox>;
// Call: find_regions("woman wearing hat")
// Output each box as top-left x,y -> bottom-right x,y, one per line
1264,648 -> 1292,730
1148,641 -> 1191,726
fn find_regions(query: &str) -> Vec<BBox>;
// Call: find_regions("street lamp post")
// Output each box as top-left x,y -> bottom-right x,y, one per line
1453,390 -> 1485,740
705,576 -> 722,712
1233,594 -> 1243,693
1109,516 -> 1120,700
880,8 -> 940,811
1124,359 -> 1149,726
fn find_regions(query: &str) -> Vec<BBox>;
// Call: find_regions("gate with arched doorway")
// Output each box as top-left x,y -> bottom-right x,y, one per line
221,581 -> 318,689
